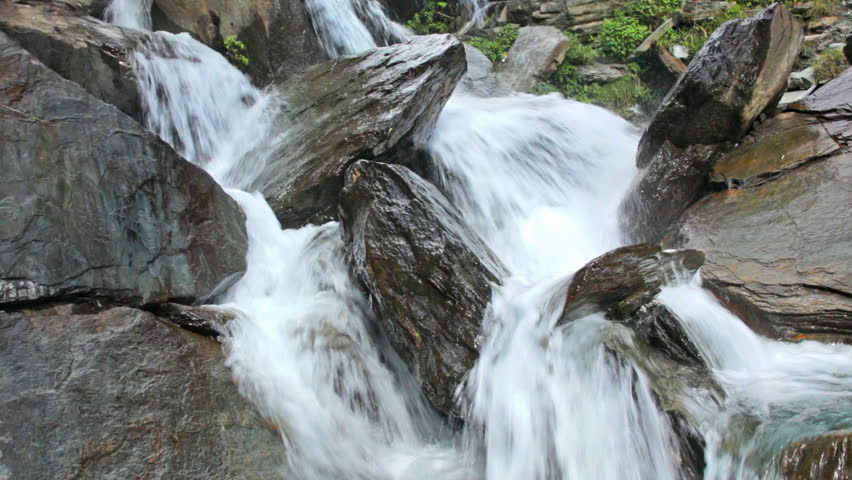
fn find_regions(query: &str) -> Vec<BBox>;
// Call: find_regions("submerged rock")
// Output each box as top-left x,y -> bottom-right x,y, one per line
0,0 -> 147,121
261,35 -> 466,228
664,70 -> 852,343
339,160 -> 506,418
0,305 -> 283,479
558,244 -> 704,325
621,3 -> 804,243
780,431 -> 851,480
0,32 -> 247,307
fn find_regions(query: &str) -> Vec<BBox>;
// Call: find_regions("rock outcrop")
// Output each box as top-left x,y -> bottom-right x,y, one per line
0,305 -> 283,479
621,3 -> 804,243
339,160 -> 506,418
558,244 -> 704,324
149,0 -> 327,82
663,69 -> 852,343
0,0 -> 147,121
0,32 -> 247,307
261,34 -> 466,228
507,0 -> 631,35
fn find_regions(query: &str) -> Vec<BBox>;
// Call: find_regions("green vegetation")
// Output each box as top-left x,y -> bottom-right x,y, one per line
595,11 -> 650,60
407,1 -> 454,34
623,0 -> 682,28
812,49 -> 848,83
537,62 -> 649,117
563,33 -> 599,65
224,35 -> 249,68
660,3 -> 748,55
811,0 -> 840,17
467,24 -> 521,63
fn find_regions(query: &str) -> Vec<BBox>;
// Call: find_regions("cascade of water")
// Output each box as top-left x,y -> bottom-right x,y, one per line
304,0 -> 410,57
106,1 -> 852,479
660,280 -> 852,479
104,0 -> 152,30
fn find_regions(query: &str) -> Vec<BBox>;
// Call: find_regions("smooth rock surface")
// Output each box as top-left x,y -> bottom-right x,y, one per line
495,25 -> 569,93
261,35 -> 466,228
0,305 -> 284,479
558,244 -> 705,324
0,32 -> 247,307
339,160 -> 506,418
622,3 -> 804,243
0,0 -> 146,120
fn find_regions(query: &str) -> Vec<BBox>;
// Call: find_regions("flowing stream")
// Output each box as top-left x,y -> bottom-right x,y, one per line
107,2 -> 852,479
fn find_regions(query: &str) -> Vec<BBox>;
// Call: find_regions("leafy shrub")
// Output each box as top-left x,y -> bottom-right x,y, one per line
595,12 -> 650,60
537,62 -> 649,117
812,49 -> 848,83
624,0 -> 682,28
563,32 -> 599,65
224,35 -> 249,68
660,3 -> 747,57
811,0 -> 840,16
407,1 -> 454,34
468,24 -> 520,63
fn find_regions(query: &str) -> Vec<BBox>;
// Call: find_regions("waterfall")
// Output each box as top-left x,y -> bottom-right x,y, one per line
304,0 -> 410,57
102,1 -> 852,479
104,0 -> 152,30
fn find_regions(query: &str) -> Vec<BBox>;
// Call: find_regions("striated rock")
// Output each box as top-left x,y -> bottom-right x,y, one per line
575,63 -> 628,84
459,43 -> 499,96
780,431 -> 851,480
662,69 -> 852,343
0,32 -> 247,307
339,160 -> 506,418
261,35 -> 466,228
0,305 -> 283,479
677,1 -> 733,24
621,3 -> 804,243
150,0 -> 327,83
495,26 -> 569,93
0,0 -> 146,121
558,244 -> 705,325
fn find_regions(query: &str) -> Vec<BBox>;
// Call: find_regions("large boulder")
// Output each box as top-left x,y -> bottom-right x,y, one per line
494,26 -> 569,94
0,305 -> 283,479
149,0 -> 327,83
260,34 -> 466,228
339,160 -> 506,418
0,32 -> 247,307
621,3 -> 804,243
557,244 -> 704,324
663,71 -> 852,342
0,0 -> 147,121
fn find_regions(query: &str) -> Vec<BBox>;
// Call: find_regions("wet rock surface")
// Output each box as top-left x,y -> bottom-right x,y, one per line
0,305 -> 284,480
622,3 -> 804,243
149,0 -> 327,83
780,431 -> 851,480
0,0 -> 147,121
261,35 -> 466,228
0,32 -> 247,307
664,70 -> 852,343
339,160 -> 506,418
558,244 -> 704,324
150,303 -> 238,337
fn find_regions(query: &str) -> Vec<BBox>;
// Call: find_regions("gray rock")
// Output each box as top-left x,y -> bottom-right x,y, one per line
634,18 -> 675,55
261,34 -> 466,228
787,67 -> 816,91
0,0 -> 147,121
620,3 -> 804,243
778,89 -> 813,108
678,1 -> 732,24
150,303 -> 238,337
575,63 -> 628,83
339,160 -> 506,418
637,45 -> 687,101
557,244 -> 705,325
0,32 -> 247,307
460,42 -> 499,96
495,26 -> 569,93
0,305 -> 284,479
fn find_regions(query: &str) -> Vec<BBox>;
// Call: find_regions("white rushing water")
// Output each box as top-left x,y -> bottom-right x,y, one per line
104,0 -> 152,30
305,0 -> 410,56
106,1 -> 852,478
